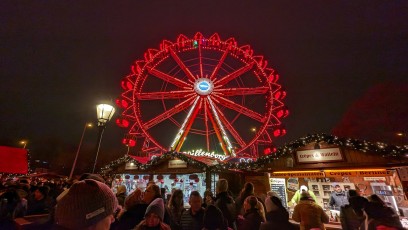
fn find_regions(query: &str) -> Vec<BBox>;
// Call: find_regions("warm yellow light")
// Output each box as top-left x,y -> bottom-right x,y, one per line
396,132 -> 405,136
87,123 -> 93,127
325,169 -> 386,172
251,127 -> 256,132
272,170 -> 322,174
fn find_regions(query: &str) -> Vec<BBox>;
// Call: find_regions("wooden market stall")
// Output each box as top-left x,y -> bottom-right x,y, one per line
250,133 -> 408,227
100,151 -> 246,198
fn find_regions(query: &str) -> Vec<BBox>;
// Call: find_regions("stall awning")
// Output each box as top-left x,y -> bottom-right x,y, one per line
0,146 -> 28,174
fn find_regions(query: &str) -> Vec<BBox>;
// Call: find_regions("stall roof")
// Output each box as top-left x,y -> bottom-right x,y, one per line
101,134 -> 408,174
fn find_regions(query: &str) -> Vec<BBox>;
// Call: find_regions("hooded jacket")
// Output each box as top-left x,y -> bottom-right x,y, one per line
292,200 -> 329,230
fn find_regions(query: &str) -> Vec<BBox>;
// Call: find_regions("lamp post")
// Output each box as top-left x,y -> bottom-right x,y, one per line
69,123 -> 92,179
20,140 -> 27,149
92,103 -> 115,173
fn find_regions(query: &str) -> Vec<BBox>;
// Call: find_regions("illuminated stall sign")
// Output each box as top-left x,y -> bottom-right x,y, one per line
326,169 -> 394,177
270,171 -> 326,178
183,149 -> 229,161
296,148 -> 343,163
125,162 -> 138,170
270,169 -> 394,178
168,159 -> 188,168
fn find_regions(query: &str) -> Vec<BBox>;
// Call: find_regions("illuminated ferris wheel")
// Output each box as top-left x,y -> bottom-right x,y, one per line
116,32 -> 288,158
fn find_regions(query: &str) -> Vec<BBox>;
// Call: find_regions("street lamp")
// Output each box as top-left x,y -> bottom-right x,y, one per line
20,140 -> 27,149
92,103 -> 115,173
69,123 -> 92,179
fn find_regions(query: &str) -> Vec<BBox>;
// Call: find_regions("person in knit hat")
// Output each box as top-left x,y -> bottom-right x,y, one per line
135,198 -> 170,230
290,185 -> 317,205
264,191 -> 279,213
292,192 -> 329,230
54,179 -> 118,230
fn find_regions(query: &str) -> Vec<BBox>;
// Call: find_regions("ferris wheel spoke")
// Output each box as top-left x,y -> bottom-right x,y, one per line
214,86 -> 269,96
148,67 -> 191,89
198,43 -> 204,77
212,95 -> 264,122
209,49 -> 228,80
136,90 -> 195,100
214,62 -> 254,87
170,97 -> 202,151
207,97 -> 235,156
205,101 -> 230,156
203,99 -> 210,151
143,96 -> 196,130
211,102 -> 246,148
169,48 -> 197,82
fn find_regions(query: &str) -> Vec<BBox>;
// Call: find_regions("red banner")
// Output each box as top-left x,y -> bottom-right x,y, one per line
0,146 -> 28,174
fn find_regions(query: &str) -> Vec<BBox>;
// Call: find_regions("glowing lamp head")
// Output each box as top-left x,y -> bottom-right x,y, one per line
96,103 -> 115,126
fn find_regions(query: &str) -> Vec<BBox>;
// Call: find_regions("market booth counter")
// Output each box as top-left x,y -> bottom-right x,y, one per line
100,151 -> 245,204
254,134 -> 408,229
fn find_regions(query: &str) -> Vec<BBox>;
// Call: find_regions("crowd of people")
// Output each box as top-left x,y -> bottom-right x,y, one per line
0,175 -> 405,230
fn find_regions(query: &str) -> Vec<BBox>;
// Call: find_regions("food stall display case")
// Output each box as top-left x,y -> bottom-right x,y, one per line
252,134 -> 408,227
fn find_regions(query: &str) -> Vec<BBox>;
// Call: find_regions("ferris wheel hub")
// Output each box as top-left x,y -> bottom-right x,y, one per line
194,78 -> 214,96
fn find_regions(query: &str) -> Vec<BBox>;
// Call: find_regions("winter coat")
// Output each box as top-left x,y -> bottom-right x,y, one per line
180,207 -> 205,230
215,192 -> 237,229
166,206 -> 185,230
260,206 -> 299,230
116,193 -> 127,207
292,200 -> 329,230
329,191 -> 348,210
237,209 -> 263,230
364,202 -> 403,230
260,220 -> 299,230
340,205 -> 365,230
134,220 -> 171,230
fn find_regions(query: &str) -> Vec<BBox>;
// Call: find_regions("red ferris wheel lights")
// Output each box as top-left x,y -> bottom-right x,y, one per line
117,32 -> 289,157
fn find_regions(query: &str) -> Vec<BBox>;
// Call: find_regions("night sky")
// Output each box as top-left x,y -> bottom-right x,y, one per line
1,1 -> 407,174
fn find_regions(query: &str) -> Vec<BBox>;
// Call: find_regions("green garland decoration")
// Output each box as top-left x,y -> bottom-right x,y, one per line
100,133 -> 408,174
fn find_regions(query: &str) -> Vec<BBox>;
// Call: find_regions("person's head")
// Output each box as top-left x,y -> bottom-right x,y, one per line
0,188 -> 20,219
240,182 -> 254,197
216,179 -> 228,194
367,194 -> 385,206
55,179 -> 118,230
334,184 -> 342,193
347,189 -> 358,200
146,180 -> 156,187
79,173 -> 105,183
124,189 -> 142,210
349,196 -> 368,214
203,205 -> 225,230
189,191 -> 203,213
265,195 -> 284,212
144,198 -> 164,227
266,191 -> 278,198
168,189 -> 184,209
116,185 -> 126,195
244,195 -> 258,212
363,201 -> 384,219
300,185 -> 308,193
300,192 -> 313,201
143,184 -> 160,204
34,186 -> 48,200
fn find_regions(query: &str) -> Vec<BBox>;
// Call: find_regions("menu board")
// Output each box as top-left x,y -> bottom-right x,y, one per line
269,178 -> 288,208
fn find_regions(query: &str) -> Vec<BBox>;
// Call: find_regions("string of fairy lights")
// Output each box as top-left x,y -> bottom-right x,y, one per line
100,133 -> 408,175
